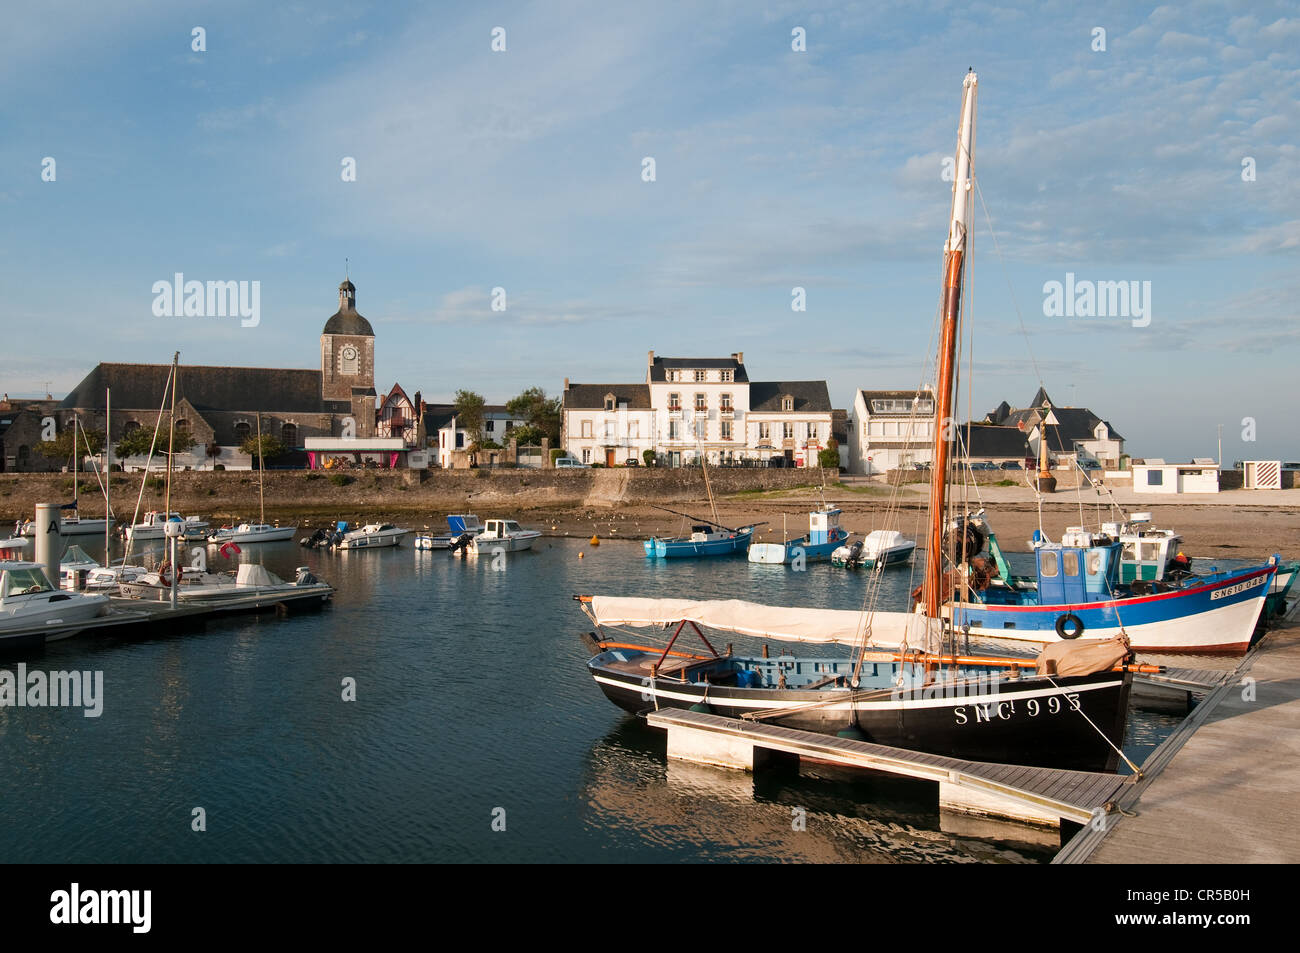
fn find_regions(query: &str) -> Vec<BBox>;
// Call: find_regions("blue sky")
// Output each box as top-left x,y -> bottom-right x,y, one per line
3,1 -> 1298,462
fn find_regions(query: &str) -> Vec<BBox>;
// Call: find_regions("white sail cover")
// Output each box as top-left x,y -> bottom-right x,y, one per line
588,596 -> 940,653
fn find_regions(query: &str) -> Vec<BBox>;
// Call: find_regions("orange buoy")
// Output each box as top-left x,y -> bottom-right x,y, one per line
589,535 -> 599,546
578,551 -> 585,558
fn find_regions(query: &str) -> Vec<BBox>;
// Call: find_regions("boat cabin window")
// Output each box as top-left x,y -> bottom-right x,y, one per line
1122,541 -> 1137,560
504,521 -> 520,532
4,568 -> 51,595
1140,542 -> 1161,561
1063,551 -> 1079,576
1040,551 -> 1059,577
1086,551 -> 1103,575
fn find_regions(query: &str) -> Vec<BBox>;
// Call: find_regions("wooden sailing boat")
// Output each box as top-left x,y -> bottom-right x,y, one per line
206,412 -> 297,544
577,72 -> 1143,773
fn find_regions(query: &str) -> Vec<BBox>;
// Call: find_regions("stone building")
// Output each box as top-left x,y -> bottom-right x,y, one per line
22,278 -> 381,471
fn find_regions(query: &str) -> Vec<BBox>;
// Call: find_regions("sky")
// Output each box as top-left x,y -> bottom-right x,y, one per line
3,0 -> 1298,463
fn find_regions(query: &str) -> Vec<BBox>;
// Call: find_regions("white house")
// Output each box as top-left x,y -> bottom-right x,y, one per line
848,388 -> 937,475
560,383 -> 656,466
425,403 -> 529,468
1132,458 -> 1220,494
561,351 -> 834,467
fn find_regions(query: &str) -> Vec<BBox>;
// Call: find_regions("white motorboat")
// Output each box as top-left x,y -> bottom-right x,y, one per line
59,545 -> 101,588
84,564 -> 150,591
118,562 -> 333,604
125,510 -> 210,541
831,529 -> 916,569
335,523 -> 410,550
206,522 -> 298,544
19,516 -> 113,538
414,514 -> 484,550
468,519 -> 542,555
0,561 -> 111,644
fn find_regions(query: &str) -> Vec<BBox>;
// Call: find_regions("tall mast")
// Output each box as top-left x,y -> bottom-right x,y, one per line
164,352 -> 179,519
72,412 -> 79,513
105,388 -> 112,555
923,70 -> 977,619
257,411 -> 265,524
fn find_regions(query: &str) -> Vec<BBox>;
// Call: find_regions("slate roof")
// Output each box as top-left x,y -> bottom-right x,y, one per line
961,424 -> 1030,458
749,381 -> 832,413
649,357 -> 748,383
59,363 -> 324,413
563,384 -> 652,410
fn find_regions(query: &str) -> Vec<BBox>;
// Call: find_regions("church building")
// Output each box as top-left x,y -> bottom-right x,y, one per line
29,278 -> 381,470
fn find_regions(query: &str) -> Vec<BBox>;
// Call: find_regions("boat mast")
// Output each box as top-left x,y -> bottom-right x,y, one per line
257,411 -> 265,524
923,70 -> 977,619
105,388 -> 112,556
164,352 -> 179,521
72,411 -> 79,516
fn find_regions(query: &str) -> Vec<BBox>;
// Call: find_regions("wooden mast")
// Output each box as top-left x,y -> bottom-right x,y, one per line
257,411 -> 265,524
923,71 -> 978,619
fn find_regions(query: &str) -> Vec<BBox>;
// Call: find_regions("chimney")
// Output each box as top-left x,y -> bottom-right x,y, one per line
647,350 -> 655,367
563,377 -> 569,390
732,352 -> 743,364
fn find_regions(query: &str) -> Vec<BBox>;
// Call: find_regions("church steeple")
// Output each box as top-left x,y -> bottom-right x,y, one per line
339,279 -> 356,312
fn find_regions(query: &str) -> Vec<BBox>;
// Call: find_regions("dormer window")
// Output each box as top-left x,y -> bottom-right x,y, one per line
667,370 -> 679,382
604,393 -> 616,411
721,369 -> 733,383
694,369 -> 707,382
781,396 -> 794,412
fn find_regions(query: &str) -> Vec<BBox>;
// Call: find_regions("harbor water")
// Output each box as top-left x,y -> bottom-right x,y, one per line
0,535 -> 1208,863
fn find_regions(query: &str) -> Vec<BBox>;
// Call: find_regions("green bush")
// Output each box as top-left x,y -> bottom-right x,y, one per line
146,476 -> 164,492
328,474 -> 354,487
305,472 -> 323,481
214,464 -> 225,471
643,449 -> 655,467
549,448 -> 565,463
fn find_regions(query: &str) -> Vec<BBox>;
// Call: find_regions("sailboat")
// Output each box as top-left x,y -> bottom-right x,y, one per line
578,71 -> 1145,773
206,413 -> 297,544
17,414 -> 113,538
644,446 -> 756,558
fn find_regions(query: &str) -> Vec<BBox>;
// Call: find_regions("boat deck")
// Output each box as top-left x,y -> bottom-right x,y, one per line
1058,607 -> 1300,863
645,707 -> 1133,825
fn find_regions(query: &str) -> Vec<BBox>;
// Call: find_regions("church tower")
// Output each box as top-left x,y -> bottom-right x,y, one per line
320,278 -> 376,436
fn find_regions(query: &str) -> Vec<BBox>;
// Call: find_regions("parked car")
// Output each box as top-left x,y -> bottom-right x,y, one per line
999,461 -> 1022,470
968,461 -> 998,470
1080,460 -> 1102,470
624,458 -> 639,467
554,457 -> 588,469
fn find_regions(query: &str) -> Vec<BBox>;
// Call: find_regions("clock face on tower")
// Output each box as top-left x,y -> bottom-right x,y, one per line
341,345 -> 359,375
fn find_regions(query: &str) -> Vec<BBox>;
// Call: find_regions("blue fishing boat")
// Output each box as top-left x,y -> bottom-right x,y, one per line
748,507 -> 848,564
940,516 -> 1277,654
645,524 -> 755,558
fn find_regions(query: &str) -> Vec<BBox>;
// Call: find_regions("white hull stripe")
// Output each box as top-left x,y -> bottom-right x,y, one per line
592,674 -> 1124,712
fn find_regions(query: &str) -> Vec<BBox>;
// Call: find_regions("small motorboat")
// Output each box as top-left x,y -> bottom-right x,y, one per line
748,507 -> 848,564
468,519 -> 542,554
125,511 -> 210,541
0,561 -> 111,644
118,562 -> 333,604
832,530 -> 916,569
335,523 -> 410,550
415,515 -> 484,550
645,524 -> 755,559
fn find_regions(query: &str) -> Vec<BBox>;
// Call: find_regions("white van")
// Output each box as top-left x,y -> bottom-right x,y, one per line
554,456 -> 588,469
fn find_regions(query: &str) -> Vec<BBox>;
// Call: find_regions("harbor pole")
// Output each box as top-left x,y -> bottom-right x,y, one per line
34,503 -> 61,587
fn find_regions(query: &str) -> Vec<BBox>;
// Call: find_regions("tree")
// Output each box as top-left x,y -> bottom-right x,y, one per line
206,442 -> 222,470
454,390 -> 486,451
240,434 -> 286,462
115,423 -> 196,460
817,437 -> 840,470
37,427 -> 105,468
505,386 -> 561,444
643,448 -> 656,467
507,424 -> 545,446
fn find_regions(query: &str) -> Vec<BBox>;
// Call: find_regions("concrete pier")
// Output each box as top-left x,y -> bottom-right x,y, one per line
1058,613 -> 1300,863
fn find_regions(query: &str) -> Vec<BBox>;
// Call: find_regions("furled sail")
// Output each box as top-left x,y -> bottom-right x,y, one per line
587,596 -> 941,653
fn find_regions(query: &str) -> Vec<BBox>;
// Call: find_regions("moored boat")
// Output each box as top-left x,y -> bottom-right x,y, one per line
647,524 -> 755,559
469,519 -> 541,554
206,522 -> 297,544
415,514 -> 484,550
0,561 -> 110,644
335,523 -> 410,550
125,511 -> 210,541
748,507 -> 848,564
831,529 -> 916,569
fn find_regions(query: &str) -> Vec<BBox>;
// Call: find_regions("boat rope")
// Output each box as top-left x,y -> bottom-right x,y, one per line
1042,674 -> 1142,776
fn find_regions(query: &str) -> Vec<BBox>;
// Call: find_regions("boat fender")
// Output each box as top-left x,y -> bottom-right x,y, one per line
1055,613 -> 1085,639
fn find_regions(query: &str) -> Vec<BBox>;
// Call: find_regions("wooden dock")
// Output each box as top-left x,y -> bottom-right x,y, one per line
1057,614 -> 1300,863
645,707 -> 1134,826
